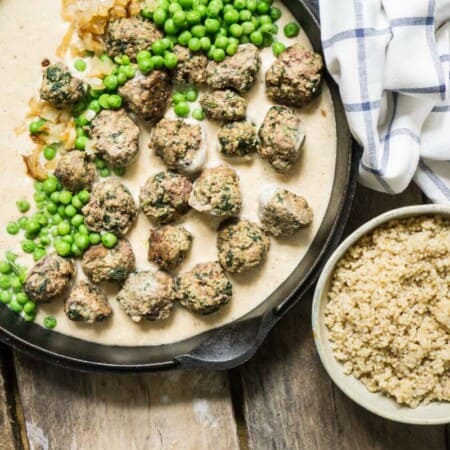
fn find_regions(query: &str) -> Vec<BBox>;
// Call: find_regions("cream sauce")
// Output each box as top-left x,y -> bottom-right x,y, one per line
0,0 -> 336,345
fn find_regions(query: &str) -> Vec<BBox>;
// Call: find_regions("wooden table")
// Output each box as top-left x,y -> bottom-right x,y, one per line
0,183 -> 448,450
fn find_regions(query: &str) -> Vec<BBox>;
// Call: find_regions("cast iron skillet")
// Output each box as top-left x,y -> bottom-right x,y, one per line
0,0 -> 357,372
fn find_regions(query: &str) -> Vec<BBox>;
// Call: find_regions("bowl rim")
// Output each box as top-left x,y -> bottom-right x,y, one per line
312,203 -> 450,425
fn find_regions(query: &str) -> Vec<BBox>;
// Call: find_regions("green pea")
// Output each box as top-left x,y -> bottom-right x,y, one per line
0,291 -> 12,304
153,8 -> 167,25
215,35 -> 228,49
99,94 -> 111,109
78,190 -> 90,204
42,177 -> 58,194
284,22 -> 300,38
64,205 -> 77,218
152,40 -> 166,56
250,30 -> 264,46
179,0 -> 193,8
74,234 -> 90,250
39,235 -> 51,247
23,312 -> 36,322
200,36 -> 211,51
173,10 -> 186,27
150,55 -> 165,69
173,92 -> 186,104
44,316 -> 57,329
10,277 -> 22,292
71,196 -> 83,210
70,243 -> 83,257
164,18 -> 179,35
174,101 -> 190,117
192,108 -> 205,120
5,252 -> 16,262
78,224 -> 89,235
185,87 -> 198,102
234,0 -> 246,9
239,9 -> 251,21
54,240 -> 71,257
71,214 -> 84,227
102,232 -> 118,248
33,247 -> 46,261
272,41 -> 286,57
0,275 -> 10,289
23,301 -> 36,314
212,48 -> 226,62
113,166 -> 126,176
257,1 -> 270,13
137,50 -> 151,63
226,42 -> 238,56
205,18 -> 220,33
100,167 -> 111,177
163,52 -> 178,69
141,7 -> 153,19
43,145 -> 57,161
16,199 -> 30,213
16,292 -> 29,305
6,222 -> 19,235
25,221 -> 41,235
57,221 -> 71,236
50,192 -> 60,204
29,118 -> 46,135
9,299 -> 23,314
74,59 -> 87,71
104,74 -> 119,91
178,30 -> 192,46
241,21 -> 255,35
224,9 -> 239,24
59,190 -> 72,205
108,95 -> 122,110
168,2 -> 182,14
187,10 -> 202,25
270,6 -> 282,21
0,261 -> 11,274
18,217 -> 28,230
188,37 -> 202,52
62,235 -> 74,244
22,240 -> 36,254
89,233 -> 101,245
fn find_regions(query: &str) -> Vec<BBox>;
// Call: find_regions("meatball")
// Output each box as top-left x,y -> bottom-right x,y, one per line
265,44 -> 323,107
218,121 -> 258,157
119,71 -> 171,123
206,44 -> 261,93
171,45 -> 207,85
258,185 -> 313,236
217,220 -> 270,273
258,106 -> 305,172
24,254 -> 75,303
91,109 -> 139,168
64,281 -> 112,324
116,271 -> 175,322
148,225 -> 192,270
200,90 -> 247,122
150,119 -> 206,174
82,238 -> 135,283
189,165 -> 241,217
104,17 -> 162,59
40,63 -> 86,109
54,150 -> 96,192
139,171 -> 192,224
82,179 -> 137,236
175,262 -> 232,314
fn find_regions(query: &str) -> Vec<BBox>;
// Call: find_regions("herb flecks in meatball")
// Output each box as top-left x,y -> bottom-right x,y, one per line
148,225 -> 192,270
218,121 -> 258,157
40,63 -> 86,109
172,45 -> 207,86
151,119 -> 206,174
259,186 -> 313,237
217,220 -> 270,273
175,262 -> 232,314
189,165 -> 241,217
139,171 -> 192,224
200,90 -> 247,122
119,71 -> 171,123
91,109 -> 139,168
82,179 -> 137,236
82,238 -> 135,283
206,44 -> 260,93
24,254 -> 75,303
117,271 -> 175,322
104,17 -> 162,60
64,281 -> 112,324
54,150 -> 96,192
258,106 -> 305,172
265,44 -> 323,107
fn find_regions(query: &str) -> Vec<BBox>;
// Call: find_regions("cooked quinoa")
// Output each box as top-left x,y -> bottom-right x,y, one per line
325,215 -> 450,408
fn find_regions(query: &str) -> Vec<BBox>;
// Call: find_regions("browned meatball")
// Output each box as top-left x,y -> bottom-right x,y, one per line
119,71 -> 171,123
265,44 -> 323,107
91,109 -> 139,168
189,165 -> 241,217
206,44 -> 260,93
218,121 -> 258,157
150,119 -> 206,174
54,150 -> 96,192
64,281 -> 112,323
82,179 -> 137,236
139,171 -> 192,224
257,106 -> 305,172
117,271 -> 175,322
82,238 -> 135,283
104,17 -> 162,59
148,225 -> 192,270
175,262 -> 232,314
24,254 -> 75,303
200,90 -> 247,122
259,186 -> 313,236
171,45 -> 208,85
40,63 -> 86,109
217,220 -> 270,273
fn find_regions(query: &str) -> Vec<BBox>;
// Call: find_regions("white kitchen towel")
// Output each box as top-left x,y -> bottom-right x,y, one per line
319,0 -> 450,202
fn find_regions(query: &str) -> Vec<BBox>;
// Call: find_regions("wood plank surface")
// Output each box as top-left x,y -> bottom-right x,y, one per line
14,355 -> 239,450
0,346 -> 21,450
240,184 -> 449,450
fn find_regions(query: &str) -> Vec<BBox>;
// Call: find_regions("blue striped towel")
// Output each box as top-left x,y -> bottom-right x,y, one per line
319,0 -> 450,202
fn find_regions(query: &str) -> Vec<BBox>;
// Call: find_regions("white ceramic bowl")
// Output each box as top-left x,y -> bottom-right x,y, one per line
312,204 -> 450,425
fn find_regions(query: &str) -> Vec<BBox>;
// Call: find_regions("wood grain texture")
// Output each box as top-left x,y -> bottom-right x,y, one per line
0,347 -> 20,450
14,355 -> 239,450
240,184 -> 448,450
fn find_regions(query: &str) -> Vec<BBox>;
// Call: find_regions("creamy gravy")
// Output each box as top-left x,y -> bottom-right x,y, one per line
0,0 -> 336,346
